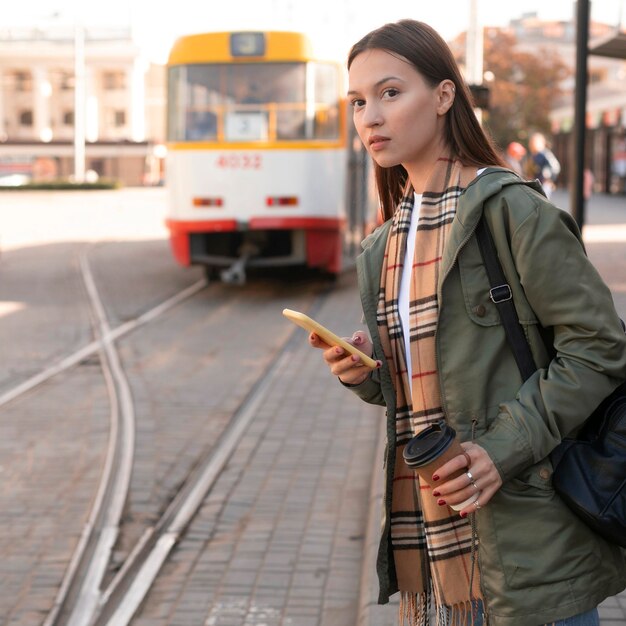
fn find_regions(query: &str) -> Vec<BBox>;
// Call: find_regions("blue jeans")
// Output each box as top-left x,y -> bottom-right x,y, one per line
469,604 -> 598,626
544,608 -> 599,626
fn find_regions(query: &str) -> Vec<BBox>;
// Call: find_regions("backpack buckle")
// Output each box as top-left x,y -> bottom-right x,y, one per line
490,284 -> 512,303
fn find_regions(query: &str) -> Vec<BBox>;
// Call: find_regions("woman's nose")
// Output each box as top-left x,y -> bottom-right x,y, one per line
362,104 -> 382,127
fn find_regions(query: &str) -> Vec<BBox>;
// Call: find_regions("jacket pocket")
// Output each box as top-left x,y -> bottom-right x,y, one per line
458,237 -> 502,327
457,235 -> 540,329
487,457 -> 602,589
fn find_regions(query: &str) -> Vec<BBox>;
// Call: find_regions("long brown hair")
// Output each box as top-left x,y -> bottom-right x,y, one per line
348,19 -> 507,220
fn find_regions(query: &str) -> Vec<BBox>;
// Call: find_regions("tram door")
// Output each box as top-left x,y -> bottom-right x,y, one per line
346,123 -> 372,260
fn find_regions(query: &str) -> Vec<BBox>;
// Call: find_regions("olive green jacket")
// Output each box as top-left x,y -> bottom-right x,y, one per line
352,169 -> 626,626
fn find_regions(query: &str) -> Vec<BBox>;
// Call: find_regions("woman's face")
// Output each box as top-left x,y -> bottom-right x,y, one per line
348,49 -> 451,173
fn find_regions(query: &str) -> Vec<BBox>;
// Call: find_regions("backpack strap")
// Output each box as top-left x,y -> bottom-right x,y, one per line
475,216 -> 537,382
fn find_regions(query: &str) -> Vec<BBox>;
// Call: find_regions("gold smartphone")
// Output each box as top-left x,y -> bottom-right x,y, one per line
282,308 -> 378,369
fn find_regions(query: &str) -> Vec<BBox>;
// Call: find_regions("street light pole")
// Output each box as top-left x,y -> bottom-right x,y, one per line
571,0 -> 590,229
466,0 -> 484,124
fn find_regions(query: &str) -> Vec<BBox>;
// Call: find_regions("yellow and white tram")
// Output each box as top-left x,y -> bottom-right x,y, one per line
165,31 -> 375,282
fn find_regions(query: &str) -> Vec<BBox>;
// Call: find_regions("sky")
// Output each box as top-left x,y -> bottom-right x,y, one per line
3,0 -> 624,64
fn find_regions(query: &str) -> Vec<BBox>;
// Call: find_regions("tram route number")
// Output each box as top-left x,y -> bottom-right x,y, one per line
215,154 -> 262,169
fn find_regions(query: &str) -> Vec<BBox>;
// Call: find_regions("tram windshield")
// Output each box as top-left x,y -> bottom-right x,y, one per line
168,62 -> 341,142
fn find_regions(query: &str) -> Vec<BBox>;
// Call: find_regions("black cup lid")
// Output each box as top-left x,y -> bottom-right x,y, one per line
403,422 -> 456,467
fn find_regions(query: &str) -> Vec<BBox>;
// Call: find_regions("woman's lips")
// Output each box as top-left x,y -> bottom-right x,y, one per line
369,136 -> 390,151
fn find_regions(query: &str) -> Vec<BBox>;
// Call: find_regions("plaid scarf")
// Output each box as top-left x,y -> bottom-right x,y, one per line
376,157 -> 482,625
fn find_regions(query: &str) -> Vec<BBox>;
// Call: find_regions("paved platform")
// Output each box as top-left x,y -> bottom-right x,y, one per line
6,187 -> 621,625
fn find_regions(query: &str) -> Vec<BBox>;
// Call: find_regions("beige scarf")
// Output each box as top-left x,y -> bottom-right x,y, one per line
376,157 -> 483,625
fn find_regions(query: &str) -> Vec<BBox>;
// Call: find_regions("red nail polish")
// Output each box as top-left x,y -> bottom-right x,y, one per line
437,499 -> 446,506
432,491 -> 440,497
432,474 -> 440,482
460,512 -> 468,518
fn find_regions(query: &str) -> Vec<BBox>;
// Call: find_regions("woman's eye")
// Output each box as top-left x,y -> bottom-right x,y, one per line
382,88 -> 399,99
350,98 -> 365,109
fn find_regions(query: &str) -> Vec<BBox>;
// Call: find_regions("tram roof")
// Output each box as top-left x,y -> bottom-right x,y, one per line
168,31 -> 315,65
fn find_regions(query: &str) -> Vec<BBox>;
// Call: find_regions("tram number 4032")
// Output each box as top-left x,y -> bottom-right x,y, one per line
215,154 -> 263,169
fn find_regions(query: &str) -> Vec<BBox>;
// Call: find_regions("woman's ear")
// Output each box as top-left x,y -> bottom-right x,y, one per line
436,80 -> 456,115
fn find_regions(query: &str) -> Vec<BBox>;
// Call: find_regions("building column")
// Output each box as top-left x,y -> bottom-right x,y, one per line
128,59 -> 145,142
33,66 -> 52,142
85,66 -> 99,142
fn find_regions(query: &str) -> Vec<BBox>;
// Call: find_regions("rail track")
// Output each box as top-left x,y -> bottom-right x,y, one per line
0,243 -> 329,626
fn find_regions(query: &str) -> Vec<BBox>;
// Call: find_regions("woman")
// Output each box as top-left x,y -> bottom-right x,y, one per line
310,20 -> 626,626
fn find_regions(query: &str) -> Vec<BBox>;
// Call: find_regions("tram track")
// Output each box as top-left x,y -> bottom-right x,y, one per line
44,251 -> 136,626
91,317 -> 310,625
61,271 -> 327,625
89,283 -> 329,625
41,253 -> 209,626
1,241 -> 330,626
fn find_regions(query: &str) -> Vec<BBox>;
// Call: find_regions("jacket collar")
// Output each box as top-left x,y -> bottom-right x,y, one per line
441,168 -> 544,278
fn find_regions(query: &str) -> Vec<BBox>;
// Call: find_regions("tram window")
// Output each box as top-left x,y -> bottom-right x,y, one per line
225,63 -> 305,104
168,65 -> 220,141
186,111 -> 218,140
168,62 -> 316,142
276,110 -> 306,140
312,63 -> 340,139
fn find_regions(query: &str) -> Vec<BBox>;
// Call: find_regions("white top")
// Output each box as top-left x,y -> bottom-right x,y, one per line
400,169 -> 487,395
398,193 -> 422,386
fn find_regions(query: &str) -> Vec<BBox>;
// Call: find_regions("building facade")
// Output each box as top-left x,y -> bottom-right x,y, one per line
0,25 -> 165,186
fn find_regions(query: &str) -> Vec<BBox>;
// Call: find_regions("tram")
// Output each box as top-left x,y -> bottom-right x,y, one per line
165,31 -> 376,282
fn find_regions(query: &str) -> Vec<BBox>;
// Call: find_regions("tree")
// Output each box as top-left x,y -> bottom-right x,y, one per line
452,30 -> 571,151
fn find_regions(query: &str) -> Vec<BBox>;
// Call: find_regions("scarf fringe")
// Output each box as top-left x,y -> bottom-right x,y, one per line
399,591 -> 429,626
399,592 -> 483,626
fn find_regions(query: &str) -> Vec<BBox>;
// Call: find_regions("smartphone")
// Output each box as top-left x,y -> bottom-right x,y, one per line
282,308 -> 378,369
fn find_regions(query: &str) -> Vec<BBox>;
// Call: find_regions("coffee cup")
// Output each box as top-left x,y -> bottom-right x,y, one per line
403,421 -> 479,511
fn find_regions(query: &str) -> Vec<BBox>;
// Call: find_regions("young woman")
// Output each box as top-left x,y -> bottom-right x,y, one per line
310,19 -> 626,626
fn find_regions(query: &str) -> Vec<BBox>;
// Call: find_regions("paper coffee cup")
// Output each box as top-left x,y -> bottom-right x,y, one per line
403,421 -> 480,510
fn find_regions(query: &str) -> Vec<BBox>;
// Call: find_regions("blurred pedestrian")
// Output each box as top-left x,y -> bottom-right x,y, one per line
504,141 -> 526,176
308,19 -> 626,626
529,131 -> 561,198
584,167 -> 595,201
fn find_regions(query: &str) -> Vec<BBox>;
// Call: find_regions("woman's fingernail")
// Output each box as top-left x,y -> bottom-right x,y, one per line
376,360 -> 383,368
432,474 -> 440,482
351,355 -> 359,362
335,347 -> 343,354
432,491 -> 440,497
437,499 -> 446,506
460,512 -> 468,518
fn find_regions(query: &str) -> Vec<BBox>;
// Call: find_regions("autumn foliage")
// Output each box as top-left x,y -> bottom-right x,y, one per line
453,30 -> 572,152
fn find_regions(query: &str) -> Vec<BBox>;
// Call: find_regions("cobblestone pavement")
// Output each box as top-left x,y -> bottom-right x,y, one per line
1,187 -> 624,625
133,274 -> 383,625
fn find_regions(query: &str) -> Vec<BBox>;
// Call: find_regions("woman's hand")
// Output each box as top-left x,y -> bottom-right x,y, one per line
431,442 -> 503,518
309,330 -> 379,385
